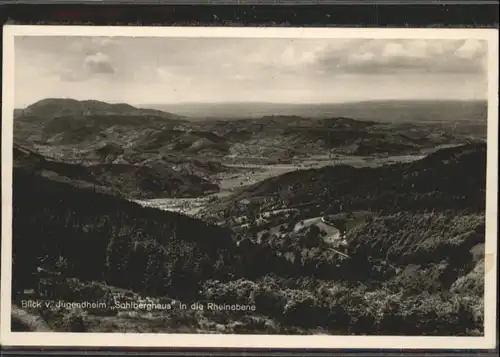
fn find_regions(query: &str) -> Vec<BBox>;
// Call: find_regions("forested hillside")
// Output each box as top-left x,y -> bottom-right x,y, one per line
14,145 -> 219,199
204,143 -> 486,220
12,169 -> 234,301
11,143 -> 487,335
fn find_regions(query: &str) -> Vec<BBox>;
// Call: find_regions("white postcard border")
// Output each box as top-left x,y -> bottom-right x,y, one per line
1,25 -> 498,349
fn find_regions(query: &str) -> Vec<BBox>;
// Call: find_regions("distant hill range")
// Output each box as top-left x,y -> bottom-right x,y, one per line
142,100 -> 487,123
195,114 -> 483,158
14,98 -> 187,143
13,98 -> 229,181
13,98 -> 486,172
16,98 -> 185,121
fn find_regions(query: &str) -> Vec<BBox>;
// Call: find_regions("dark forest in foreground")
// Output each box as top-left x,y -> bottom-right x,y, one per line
11,143 -> 486,335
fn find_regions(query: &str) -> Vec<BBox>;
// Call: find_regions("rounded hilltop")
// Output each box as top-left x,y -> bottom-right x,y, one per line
20,98 -> 184,121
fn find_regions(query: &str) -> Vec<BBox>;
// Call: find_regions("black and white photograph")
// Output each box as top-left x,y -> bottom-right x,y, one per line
1,26 -> 498,349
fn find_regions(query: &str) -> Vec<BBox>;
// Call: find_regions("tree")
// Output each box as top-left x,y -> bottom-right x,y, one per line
260,232 -> 271,244
55,256 -> 69,276
331,218 -> 347,239
304,225 -> 321,247
105,228 -> 132,287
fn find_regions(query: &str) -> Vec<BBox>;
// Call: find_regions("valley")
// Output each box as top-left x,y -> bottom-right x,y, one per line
10,98 -> 488,336
133,150 -> 436,215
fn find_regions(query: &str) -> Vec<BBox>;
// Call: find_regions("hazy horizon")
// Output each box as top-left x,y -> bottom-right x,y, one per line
17,97 -> 487,111
140,98 -> 487,107
15,36 -> 488,108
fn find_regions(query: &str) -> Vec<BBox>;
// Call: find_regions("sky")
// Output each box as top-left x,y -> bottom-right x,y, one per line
14,36 -> 488,108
